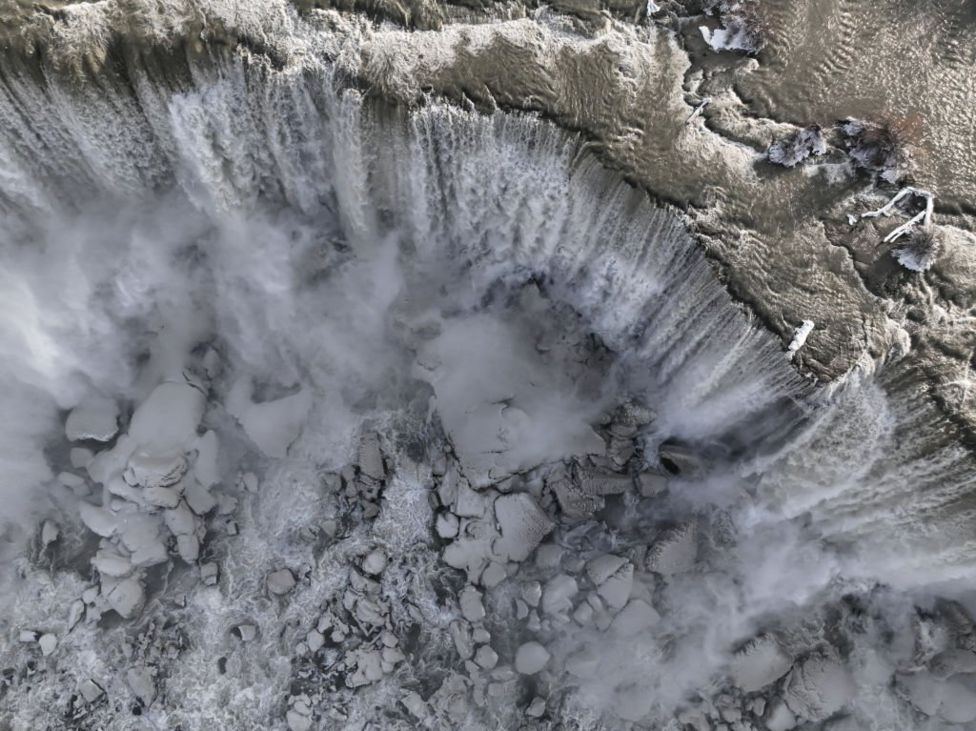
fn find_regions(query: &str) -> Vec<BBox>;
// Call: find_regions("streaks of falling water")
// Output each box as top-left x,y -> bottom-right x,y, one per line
0,13 -> 974,592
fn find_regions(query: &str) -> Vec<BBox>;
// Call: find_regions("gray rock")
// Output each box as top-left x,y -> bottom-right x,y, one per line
515,641 -> 550,675
268,569 -> 296,595
586,554 -> 633,609
78,679 -> 104,703
475,644 -> 498,670
481,561 -> 507,587
526,697 -> 546,717
637,472 -> 668,497
521,581 -> 542,607
126,667 -> 156,706
460,586 -> 486,622
176,534 -> 199,563
38,633 -> 57,656
542,574 -> 578,615
362,549 -> 388,576
200,562 -> 219,586
646,524 -> 698,577
450,620 -> 474,660
730,635 -> 792,692
492,493 -> 553,562
436,512 -> 460,538
104,578 -> 144,618
765,701 -> 797,731
306,629 -> 324,652
65,394 -> 119,442
783,653 -> 853,722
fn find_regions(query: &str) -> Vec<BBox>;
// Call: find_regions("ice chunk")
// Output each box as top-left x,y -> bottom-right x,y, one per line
347,650 -> 385,687
93,549 -> 134,577
286,710 -> 312,731
286,696 -> 313,731
542,574 -> 578,615
184,480 -> 216,515
128,382 -> 204,454
535,544 -> 564,569
124,450 -> 187,489
164,502 -> 196,535
268,568 -> 296,595
65,394 -> 119,442
586,555 -> 633,610
200,562 -> 219,586
306,630 -> 324,652
126,667 -> 156,706
637,472 -> 668,497
104,578 -> 144,618
515,641 -> 550,675
765,701 -> 797,731
453,480 -> 489,518
192,430 -> 220,487
699,23 -> 760,53
646,524 -> 698,576
768,127 -> 827,168
442,535 -> 492,579
119,514 -> 167,566
481,561 -> 507,588
730,635 -> 793,692
526,697 -> 546,717
450,620 -> 474,660
475,645 -> 498,670
79,679 -> 104,703
436,512 -> 460,538
783,653 -> 854,721
460,586 -> 486,623
38,633 -> 57,655
58,471 -> 86,490
787,320 -> 814,359
176,534 -> 199,562
401,690 -> 430,721
362,549 -> 387,576
492,493 -> 553,562
79,503 -> 119,538
521,581 -> 542,608
586,554 -> 627,585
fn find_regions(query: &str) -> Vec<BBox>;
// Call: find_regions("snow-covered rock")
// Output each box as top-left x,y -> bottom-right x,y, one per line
65,394 -> 119,442
515,642 -> 550,675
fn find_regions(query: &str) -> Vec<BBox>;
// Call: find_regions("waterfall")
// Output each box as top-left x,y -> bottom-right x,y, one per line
0,4 -> 973,729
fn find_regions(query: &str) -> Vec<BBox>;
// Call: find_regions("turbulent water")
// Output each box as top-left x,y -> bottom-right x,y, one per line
2,1 -> 976,730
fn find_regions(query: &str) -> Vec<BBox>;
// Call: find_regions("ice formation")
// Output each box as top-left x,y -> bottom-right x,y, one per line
0,1 -> 975,730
